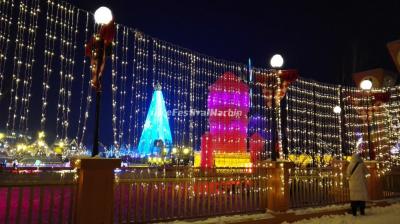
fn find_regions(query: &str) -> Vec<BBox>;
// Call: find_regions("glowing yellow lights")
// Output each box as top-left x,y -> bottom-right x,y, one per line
0,132 -> 5,140
194,152 -> 201,167
53,141 -> 66,154
38,140 -> 45,147
333,106 -> 341,114
360,79 -> 373,90
172,147 -> 177,154
74,159 -> 81,167
16,144 -> 27,151
37,131 -> 45,139
195,152 -> 253,168
214,152 -> 252,168
183,148 -> 190,155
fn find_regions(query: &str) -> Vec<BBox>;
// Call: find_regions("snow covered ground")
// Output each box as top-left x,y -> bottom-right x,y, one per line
288,203 -> 349,215
284,202 -> 400,224
160,212 -> 274,224
160,199 -> 400,224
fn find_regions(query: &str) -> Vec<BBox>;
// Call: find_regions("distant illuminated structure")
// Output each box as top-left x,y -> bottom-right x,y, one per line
137,85 -> 173,156
207,72 -> 250,153
200,72 -> 251,168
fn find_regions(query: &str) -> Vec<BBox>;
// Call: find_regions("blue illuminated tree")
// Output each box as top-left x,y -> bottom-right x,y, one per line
137,86 -> 173,156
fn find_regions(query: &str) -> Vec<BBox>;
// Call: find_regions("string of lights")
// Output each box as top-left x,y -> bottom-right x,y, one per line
111,24 -> 120,147
40,0 -> 58,130
7,0 -> 30,133
55,1 -> 67,139
127,28 -> 137,148
117,26 -> 128,147
0,0 -> 14,97
63,5 -> 79,140
75,10 -> 90,144
18,0 -> 40,134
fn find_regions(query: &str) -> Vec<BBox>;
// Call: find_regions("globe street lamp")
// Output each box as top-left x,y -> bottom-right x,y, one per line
360,79 -> 372,90
333,105 -> 341,114
270,54 -> 284,161
94,7 -> 113,25
270,54 -> 284,68
87,6 -> 115,157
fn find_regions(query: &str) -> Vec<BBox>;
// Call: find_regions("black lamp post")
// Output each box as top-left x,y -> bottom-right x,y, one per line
360,79 -> 373,159
270,54 -> 284,161
86,7 -> 115,157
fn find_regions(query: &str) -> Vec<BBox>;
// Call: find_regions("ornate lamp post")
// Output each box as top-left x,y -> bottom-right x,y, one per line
86,7 -> 115,156
270,54 -> 284,161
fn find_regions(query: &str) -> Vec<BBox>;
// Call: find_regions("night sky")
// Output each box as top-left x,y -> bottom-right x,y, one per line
69,0 -> 400,84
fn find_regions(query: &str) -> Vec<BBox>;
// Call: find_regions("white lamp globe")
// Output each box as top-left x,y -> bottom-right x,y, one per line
270,54 -> 284,68
360,79 -> 372,90
94,6 -> 113,25
333,106 -> 341,114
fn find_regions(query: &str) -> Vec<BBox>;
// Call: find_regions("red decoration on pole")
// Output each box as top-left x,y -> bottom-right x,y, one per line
85,21 -> 115,92
85,18 -> 115,157
255,69 -> 298,108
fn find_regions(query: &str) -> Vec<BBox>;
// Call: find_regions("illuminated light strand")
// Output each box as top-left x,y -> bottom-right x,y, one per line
55,1 -> 67,139
59,2 -> 74,139
111,24 -> 120,147
140,33 -> 150,145
117,26 -> 129,147
0,0 -> 14,97
75,10 -> 89,144
61,3 -> 75,139
64,5 -> 79,140
6,0 -> 29,133
16,0 -> 40,132
20,0 -> 40,133
40,0 -> 58,130
132,31 -> 142,147
127,28 -> 137,148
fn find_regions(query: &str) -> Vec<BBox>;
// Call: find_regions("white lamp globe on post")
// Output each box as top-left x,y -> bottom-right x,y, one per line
333,105 -> 341,114
94,6 -> 113,24
360,79 -> 373,90
270,54 -> 284,69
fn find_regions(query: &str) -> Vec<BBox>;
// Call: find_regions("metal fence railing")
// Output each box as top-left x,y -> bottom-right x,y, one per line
1,164 -> 398,223
382,170 -> 400,198
113,167 -> 268,223
0,171 -> 78,224
289,168 -> 349,208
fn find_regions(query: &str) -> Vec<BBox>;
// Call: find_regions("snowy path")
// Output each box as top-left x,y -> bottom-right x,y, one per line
285,203 -> 400,224
160,199 -> 400,224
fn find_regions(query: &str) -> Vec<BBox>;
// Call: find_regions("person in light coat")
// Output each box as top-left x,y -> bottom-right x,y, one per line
346,153 -> 369,216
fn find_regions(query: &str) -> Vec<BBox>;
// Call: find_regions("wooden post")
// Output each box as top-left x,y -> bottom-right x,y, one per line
265,161 -> 294,212
73,158 -> 121,224
365,161 -> 383,200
